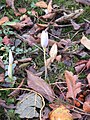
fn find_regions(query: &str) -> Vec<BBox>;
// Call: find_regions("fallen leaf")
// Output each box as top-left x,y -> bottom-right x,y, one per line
42,107 -> 50,120
18,8 -> 26,14
75,63 -> 86,73
86,59 -> 90,70
6,0 -> 16,11
36,23 -> 48,28
81,35 -> 90,50
72,112 -> 81,119
55,9 -> 83,23
0,16 -> 9,25
22,34 -> 36,46
65,70 -> 81,99
87,74 -> 90,85
2,36 -> 11,45
49,105 -> 73,120
41,13 -> 55,19
15,92 -> 43,118
49,43 -> 58,62
47,0 -> 52,13
7,16 -> 33,30
56,55 -> 62,62
75,0 -> 90,6
26,70 -> 55,102
83,101 -> 90,113
71,19 -> 80,30
0,98 -> 15,109
35,1 -> 47,8
17,58 -> 32,63
85,94 -> 90,102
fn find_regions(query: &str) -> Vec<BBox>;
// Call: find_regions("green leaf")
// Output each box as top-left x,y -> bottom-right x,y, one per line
15,92 -> 43,118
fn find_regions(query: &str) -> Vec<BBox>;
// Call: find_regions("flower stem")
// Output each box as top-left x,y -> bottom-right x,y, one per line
43,47 -> 47,80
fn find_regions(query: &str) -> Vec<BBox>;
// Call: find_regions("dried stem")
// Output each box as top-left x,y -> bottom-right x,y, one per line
43,47 -> 47,80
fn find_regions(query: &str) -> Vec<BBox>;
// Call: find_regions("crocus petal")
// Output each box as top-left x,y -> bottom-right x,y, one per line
9,50 -> 13,64
41,30 -> 48,48
8,64 -> 12,79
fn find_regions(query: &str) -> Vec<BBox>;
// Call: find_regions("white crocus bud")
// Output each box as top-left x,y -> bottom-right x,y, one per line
41,30 -> 48,48
8,50 -> 13,79
9,50 -> 13,64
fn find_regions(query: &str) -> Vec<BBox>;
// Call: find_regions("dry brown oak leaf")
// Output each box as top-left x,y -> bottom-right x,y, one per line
65,70 -> 81,99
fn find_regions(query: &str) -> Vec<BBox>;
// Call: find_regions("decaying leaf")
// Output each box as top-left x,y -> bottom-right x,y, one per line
55,9 -> 83,23
49,105 -> 73,120
83,101 -> 90,113
72,112 -> 82,119
18,8 -> 26,14
76,0 -> 90,6
6,0 -> 16,11
2,36 -> 11,45
26,70 -> 55,102
35,1 -> 47,8
56,55 -> 62,62
87,73 -> 90,85
37,23 -> 48,28
3,15 -> 33,30
47,0 -> 53,13
70,19 -> 80,30
86,59 -> 90,70
65,70 -> 81,99
0,16 -> 9,25
81,35 -> 90,50
0,98 -> 15,109
41,13 -> 55,19
15,92 -> 43,118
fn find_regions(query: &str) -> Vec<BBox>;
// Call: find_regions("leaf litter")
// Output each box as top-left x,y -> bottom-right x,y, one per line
0,0 -> 90,119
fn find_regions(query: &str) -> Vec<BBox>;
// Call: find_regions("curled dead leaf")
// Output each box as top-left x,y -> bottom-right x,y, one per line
41,13 -> 55,19
71,19 -> 80,30
87,73 -> 90,85
2,36 -> 11,45
8,16 -> 33,30
6,0 -> 16,11
56,55 -> 62,62
65,70 -> 81,99
35,1 -> 47,8
49,105 -> 73,120
0,16 -> 9,25
18,8 -> 26,14
47,0 -> 53,13
83,101 -> 90,113
76,0 -> 90,6
81,35 -> 90,50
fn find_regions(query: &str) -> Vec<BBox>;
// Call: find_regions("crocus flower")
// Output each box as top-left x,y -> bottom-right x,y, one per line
41,30 -> 48,48
8,50 -> 13,79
